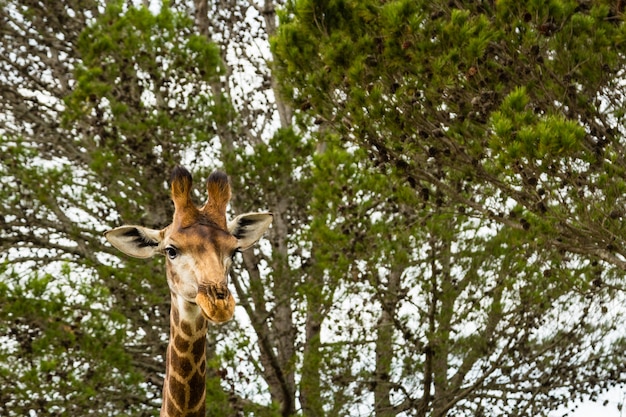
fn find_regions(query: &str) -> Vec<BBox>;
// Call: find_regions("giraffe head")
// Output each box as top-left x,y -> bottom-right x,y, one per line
105,166 -> 272,323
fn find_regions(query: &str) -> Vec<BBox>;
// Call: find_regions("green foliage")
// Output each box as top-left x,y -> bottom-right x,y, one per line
274,0 -> 626,266
274,0 -> 626,415
0,265 -> 143,415
490,87 -> 586,163
64,0 -> 221,225
0,1 -> 227,415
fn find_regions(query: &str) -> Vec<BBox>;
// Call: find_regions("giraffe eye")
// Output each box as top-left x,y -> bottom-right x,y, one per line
165,246 -> 178,260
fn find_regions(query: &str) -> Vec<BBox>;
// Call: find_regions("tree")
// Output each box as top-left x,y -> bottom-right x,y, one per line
273,0 -> 626,415
3,0 -> 625,416
274,0 -> 626,268
2,0 -> 318,415
1,1 -> 225,414
182,2 -> 386,416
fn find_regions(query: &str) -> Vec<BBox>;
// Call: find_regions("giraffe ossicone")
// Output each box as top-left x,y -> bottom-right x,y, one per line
105,166 -> 272,416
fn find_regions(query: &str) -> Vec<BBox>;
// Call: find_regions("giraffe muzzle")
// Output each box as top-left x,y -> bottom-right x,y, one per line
196,283 -> 235,323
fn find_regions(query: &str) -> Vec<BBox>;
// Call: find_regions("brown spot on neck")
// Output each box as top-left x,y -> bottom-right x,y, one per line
162,295 -> 208,417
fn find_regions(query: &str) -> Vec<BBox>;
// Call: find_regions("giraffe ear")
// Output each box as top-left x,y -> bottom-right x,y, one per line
104,225 -> 163,258
228,213 -> 273,251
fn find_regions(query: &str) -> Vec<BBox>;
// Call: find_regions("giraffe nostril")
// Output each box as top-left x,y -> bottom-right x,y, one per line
207,284 -> 229,300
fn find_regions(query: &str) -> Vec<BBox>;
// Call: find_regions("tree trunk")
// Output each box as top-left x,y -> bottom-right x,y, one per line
191,1 -> 298,414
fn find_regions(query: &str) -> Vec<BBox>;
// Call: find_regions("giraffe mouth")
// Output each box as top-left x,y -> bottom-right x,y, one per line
196,283 -> 235,323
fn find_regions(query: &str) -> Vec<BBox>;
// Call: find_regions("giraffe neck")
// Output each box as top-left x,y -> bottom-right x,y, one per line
161,294 -> 208,417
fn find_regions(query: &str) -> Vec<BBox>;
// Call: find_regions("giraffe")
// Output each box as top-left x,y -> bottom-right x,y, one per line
104,166 -> 272,417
